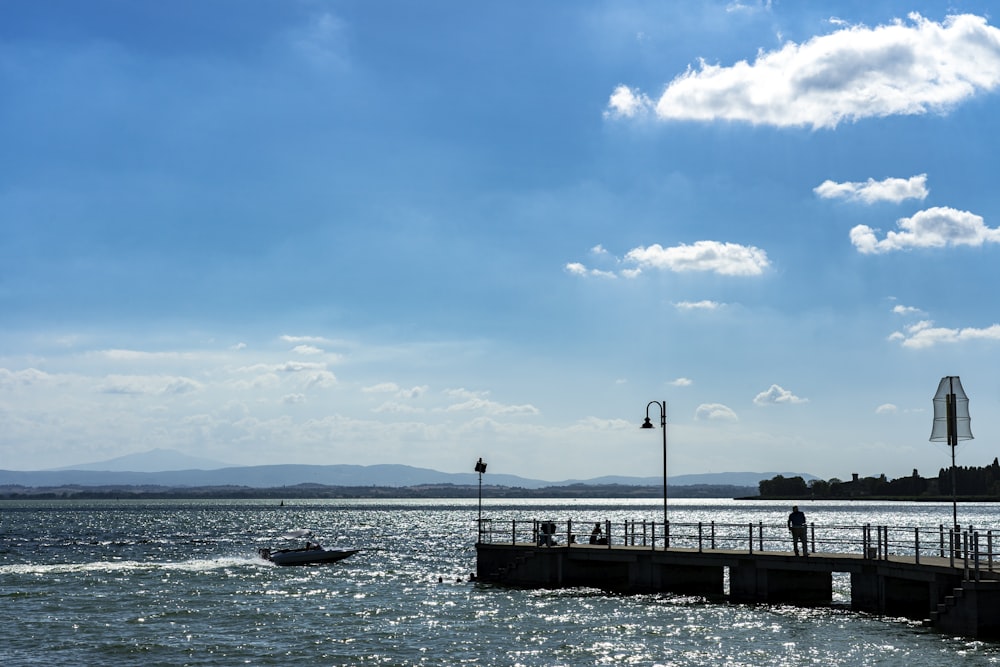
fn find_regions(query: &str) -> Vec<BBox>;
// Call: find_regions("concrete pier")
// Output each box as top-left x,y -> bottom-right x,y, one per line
475,521 -> 1000,640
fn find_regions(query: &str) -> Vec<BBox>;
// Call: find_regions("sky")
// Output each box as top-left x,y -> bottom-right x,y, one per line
3,1 -> 1000,482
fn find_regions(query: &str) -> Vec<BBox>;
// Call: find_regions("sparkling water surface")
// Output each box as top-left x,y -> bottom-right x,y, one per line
2,498 -> 1000,666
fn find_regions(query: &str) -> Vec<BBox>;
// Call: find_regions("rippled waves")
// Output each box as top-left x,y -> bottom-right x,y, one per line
2,499 -> 1000,665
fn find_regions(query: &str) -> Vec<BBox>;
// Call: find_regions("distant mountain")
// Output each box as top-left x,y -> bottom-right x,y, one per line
1,463 -> 543,489
0,450 -> 812,491
54,448 -> 233,472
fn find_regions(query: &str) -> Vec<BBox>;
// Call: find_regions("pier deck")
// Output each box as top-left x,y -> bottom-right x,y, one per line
475,519 -> 1000,640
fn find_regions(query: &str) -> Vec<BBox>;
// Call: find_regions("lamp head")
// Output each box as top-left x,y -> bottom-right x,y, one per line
475,458 -> 487,474
640,417 -> 654,429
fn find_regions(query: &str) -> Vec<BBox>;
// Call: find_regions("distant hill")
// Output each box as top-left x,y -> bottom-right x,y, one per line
0,449 -> 812,491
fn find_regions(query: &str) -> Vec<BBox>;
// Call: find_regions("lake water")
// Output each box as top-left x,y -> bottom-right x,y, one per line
2,497 -> 1000,665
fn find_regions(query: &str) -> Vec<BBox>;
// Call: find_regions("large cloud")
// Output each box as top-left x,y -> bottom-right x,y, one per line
850,206 -> 1000,254
607,14 -> 1000,129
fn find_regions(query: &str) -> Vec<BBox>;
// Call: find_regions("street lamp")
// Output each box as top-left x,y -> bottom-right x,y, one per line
641,400 -> 668,546
474,457 -> 487,542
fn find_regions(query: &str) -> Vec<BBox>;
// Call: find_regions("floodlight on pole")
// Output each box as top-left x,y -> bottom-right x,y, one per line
930,376 -> 973,530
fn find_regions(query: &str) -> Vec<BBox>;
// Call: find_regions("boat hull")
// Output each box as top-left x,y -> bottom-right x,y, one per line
260,547 -> 359,566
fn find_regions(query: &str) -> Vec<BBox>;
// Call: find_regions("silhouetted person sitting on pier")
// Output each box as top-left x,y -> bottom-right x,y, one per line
589,522 -> 607,545
538,521 -> 557,546
787,506 -> 808,556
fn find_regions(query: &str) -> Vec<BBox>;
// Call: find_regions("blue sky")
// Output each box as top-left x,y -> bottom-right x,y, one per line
3,1 -> 1000,481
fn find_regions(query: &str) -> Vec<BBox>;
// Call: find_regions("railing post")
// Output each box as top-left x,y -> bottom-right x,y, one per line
698,522 -> 703,553
711,521 -> 716,550
989,530 -> 994,572
758,521 -> 763,553
651,521 -> 656,551
862,524 -> 868,558
748,522 -> 754,554
643,520 -> 648,547
809,523 -> 815,555
949,527 -> 956,568
963,530 -> 970,579
914,527 -> 920,564
567,519 -> 573,546
665,521 -> 671,550
512,519 -> 517,545
974,531 -> 981,582
939,524 -> 945,558
606,520 -> 612,549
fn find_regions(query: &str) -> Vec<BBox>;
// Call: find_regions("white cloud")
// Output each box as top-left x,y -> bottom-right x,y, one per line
675,300 -> 723,311
397,385 -> 429,399
365,383 -> 428,399
442,388 -> 539,416
280,334 -> 338,345
814,174 -> 928,204
564,262 -> 617,279
95,349 -> 196,362
292,344 -> 324,355
851,206 -> 1000,254
695,403 -> 739,421
277,361 -> 327,373
626,241 -> 769,276
603,85 -> 652,119
890,320 -> 1000,348
876,403 -> 898,414
726,0 -> 772,14
364,382 -> 401,394
753,384 -> 808,405
98,374 -> 203,396
372,401 -> 424,414
304,371 -> 337,389
670,377 -> 693,387
610,14 -> 1000,129
0,368 -> 53,387
892,304 -> 924,316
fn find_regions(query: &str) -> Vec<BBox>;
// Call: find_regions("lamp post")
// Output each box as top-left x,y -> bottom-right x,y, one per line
930,376 -> 973,531
641,401 -> 668,546
474,457 -> 487,542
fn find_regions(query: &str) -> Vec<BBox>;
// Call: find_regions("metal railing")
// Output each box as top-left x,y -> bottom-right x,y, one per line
476,518 -> 997,578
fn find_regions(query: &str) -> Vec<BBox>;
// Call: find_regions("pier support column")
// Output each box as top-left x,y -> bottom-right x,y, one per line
850,569 -> 882,614
730,561 -> 831,605
649,563 -> 724,595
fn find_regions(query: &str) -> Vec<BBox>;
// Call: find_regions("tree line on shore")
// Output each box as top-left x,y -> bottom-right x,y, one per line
759,458 -> 1000,499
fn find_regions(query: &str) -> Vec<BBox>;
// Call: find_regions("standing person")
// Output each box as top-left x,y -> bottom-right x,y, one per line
589,522 -> 605,545
787,505 -> 808,556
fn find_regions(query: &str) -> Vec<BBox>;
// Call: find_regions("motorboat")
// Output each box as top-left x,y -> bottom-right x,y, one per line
258,528 -> 359,566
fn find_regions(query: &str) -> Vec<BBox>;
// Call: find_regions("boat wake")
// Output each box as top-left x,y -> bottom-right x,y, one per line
0,555 -> 262,576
